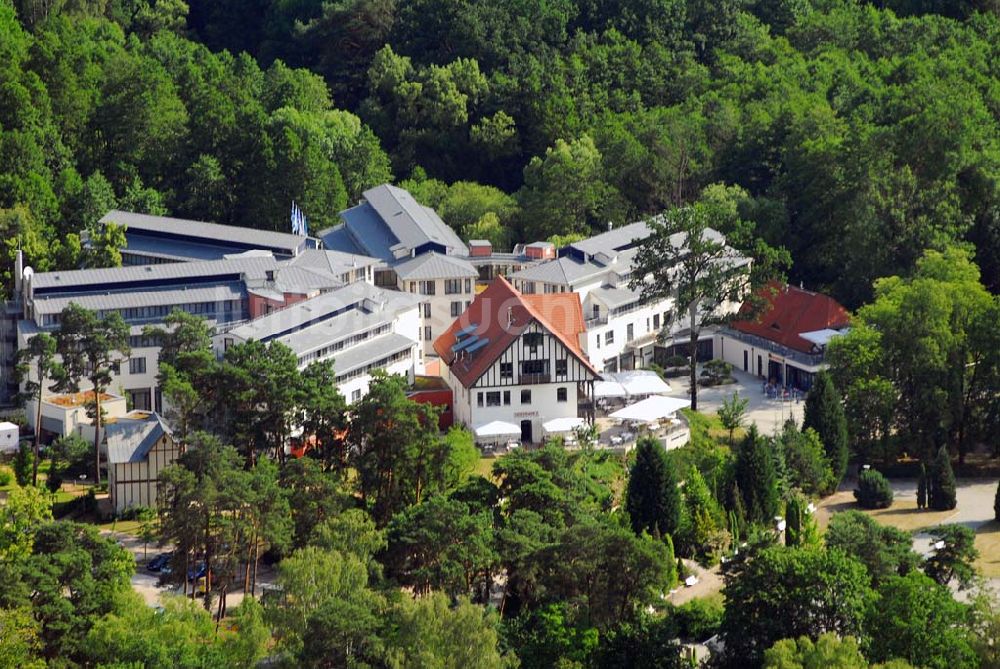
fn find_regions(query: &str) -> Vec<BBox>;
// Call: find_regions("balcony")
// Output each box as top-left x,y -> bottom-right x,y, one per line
518,373 -> 551,385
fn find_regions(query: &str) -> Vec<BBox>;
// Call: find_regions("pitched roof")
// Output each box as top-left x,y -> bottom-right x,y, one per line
732,283 -> 851,353
105,413 -> 173,464
393,252 -> 477,280
433,276 -> 599,388
562,220 -> 653,257
335,185 -> 468,262
287,249 -> 381,276
100,210 -> 314,256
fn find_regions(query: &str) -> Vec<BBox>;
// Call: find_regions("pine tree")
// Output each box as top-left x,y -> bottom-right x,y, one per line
928,446 -> 957,511
784,495 -> 819,547
734,426 -> 781,525
803,371 -> 849,486
625,436 -> 681,538
916,462 -> 927,510
12,441 -> 32,487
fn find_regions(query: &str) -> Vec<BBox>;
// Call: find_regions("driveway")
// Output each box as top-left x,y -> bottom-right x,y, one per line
102,530 -> 277,609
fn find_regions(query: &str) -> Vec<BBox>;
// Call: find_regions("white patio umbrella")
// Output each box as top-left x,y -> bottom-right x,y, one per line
615,370 -> 671,396
609,395 -> 691,423
474,420 -> 521,439
593,380 -> 628,398
542,416 -> 586,436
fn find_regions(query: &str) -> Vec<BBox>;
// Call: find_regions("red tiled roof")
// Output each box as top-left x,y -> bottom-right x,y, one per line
732,282 -> 851,354
433,276 -> 599,388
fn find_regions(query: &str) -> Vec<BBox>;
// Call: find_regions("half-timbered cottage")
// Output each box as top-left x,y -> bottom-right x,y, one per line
105,413 -> 178,514
434,277 -> 601,444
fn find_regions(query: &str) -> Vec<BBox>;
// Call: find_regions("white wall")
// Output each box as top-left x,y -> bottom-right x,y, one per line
0,423 -> 18,453
400,277 -> 474,355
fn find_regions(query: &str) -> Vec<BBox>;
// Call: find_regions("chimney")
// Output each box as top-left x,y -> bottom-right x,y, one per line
13,250 -> 23,292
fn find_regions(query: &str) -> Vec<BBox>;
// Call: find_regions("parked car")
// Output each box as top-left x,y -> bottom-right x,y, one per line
146,552 -> 173,573
187,562 -> 207,582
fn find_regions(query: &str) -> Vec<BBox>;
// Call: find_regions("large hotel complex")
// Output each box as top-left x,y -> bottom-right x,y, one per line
3,183 -> 850,508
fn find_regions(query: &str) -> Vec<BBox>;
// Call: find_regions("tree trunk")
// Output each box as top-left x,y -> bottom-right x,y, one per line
688,302 -> 700,412
33,386 -> 42,487
94,388 -> 102,487
251,540 -> 260,597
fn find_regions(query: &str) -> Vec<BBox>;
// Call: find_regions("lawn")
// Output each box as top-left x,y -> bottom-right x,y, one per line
974,521 -> 1000,578
473,456 -> 497,480
814,491 -> 956,532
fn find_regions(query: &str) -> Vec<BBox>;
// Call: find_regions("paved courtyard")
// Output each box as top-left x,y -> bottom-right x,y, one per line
660,366 -> 805,435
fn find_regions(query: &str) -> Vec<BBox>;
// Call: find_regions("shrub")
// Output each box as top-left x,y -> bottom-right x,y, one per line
671,597 -> 724,640
854,469 -> 893,509
700,359 -> 733,386
928,446 -> 957,511
0,466 -> 12,487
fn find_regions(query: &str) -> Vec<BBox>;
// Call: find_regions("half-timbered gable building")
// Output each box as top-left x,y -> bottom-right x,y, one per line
434,277 -> 600,444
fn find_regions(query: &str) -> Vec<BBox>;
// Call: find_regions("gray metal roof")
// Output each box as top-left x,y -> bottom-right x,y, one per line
317,223 -> 367,256
364,185 -> 468,255
105,413 -> 173,464
225,282 -> 419,345
589,285 -> 643,309
101,210 -> 314,255
393,252 -> 477,280
565,220 -> 653,256
336,185 -> 468,263
287,249 -> 382,276
510,249 -> 638,287
32,283 -> 246,315
327,332 -> 416,375
29,256 -> 281,292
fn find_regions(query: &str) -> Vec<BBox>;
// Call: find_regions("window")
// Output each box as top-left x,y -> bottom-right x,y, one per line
224,337 -> 234,351
477,392 -> 484,407
520,389 -> 531,405
422,302 -> 431,318
129,357 -> 146,375
445,279 -> 462,294
523,281 -> 536,294
557,387 -> 568,402
486,391 -> 502,407
464,279 -> 472,293
419,281 -> 436,295
556,359 -> 568,377
450,301 -> 463,317
627,324 -> 634,341
521,360 -> 547,376
128,388 -> 151,411
503,391 -> 511,405
596,333 -> 601,348
500,362 -> 513,379
653,314 -> 660,329
605,329 -> 615,345
523,332 -> 543,351
352,389 -> 362,402
424,326 -> 432,341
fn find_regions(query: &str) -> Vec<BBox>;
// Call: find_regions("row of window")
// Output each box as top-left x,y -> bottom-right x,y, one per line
297,323 -> 392,367
498,358 -> 568,379
410,279 -> 473,296
41,299 -> 243,328
334,347 -> 412,384
477,386 -> 568,407
594,311 -> 669,349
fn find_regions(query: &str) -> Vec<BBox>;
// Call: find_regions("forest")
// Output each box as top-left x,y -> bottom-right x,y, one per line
1,0 -> 999,307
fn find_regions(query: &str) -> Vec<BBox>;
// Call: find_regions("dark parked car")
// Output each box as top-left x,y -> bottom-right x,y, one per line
187,562 -> 207,582
146,552 -> 173,573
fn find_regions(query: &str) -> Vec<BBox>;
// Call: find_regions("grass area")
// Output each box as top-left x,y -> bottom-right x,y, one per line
98,519 -> 142,534
473,456 -> 497,480
975,521 -> 1000,578
814,490 -> 957,533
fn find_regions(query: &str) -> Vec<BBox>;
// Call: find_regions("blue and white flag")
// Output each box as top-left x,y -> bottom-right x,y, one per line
290,202 -> 309,236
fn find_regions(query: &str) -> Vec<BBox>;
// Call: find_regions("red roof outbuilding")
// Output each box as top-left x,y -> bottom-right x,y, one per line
732,283 -> 850,354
